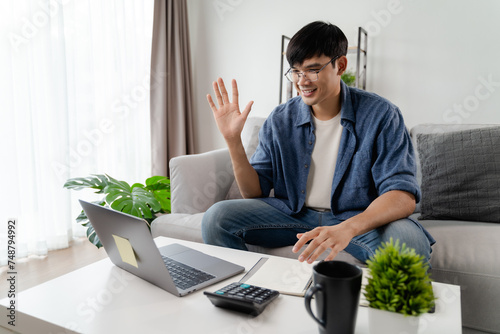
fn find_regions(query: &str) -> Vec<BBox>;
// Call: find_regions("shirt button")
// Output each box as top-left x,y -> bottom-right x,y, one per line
308,141 -> 312,145
304,164 -> 308,168
301,190 -> 305,194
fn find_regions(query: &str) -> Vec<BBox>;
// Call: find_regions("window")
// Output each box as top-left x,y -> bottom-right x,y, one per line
0,0 -> 155,264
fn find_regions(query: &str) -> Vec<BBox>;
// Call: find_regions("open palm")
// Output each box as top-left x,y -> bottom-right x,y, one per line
207,78 -> 254,141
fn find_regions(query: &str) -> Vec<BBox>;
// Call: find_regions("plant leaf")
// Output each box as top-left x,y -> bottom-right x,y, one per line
63,174 -> 110,194
104,174 -> 132,192
131,183 -> 145,190
364,237 -> 436,316
145,176 -> 170,191
73,199 -> 106,248
153,189 -> 171,213
76,209 -> 88,224
86,223 -> 102,248
106,185 -> 160,219
145,176 -> 171,213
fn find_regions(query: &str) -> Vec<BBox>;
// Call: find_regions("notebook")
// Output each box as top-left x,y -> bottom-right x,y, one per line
239,257 -> 314,296
79,200 -> 245,297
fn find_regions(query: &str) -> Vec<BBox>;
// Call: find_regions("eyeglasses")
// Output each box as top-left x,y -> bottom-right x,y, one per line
284,56 -> 340,83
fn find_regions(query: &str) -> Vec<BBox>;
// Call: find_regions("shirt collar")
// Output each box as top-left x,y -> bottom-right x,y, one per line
293,80 -> 355,127
339,80 -> 355,124
294,99 -> 313,127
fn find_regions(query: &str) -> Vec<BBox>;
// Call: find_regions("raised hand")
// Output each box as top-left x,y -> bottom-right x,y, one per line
207,78 -> 254,142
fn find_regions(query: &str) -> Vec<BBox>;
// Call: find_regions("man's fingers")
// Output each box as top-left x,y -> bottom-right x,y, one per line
299,235 -> 328,263
209,78 -> 252,119
324,248 -> 339,262
241,101 -> 254,119
232,79 -> 239,106
206,94 -> 217,113
218,77 -> 230,104
294,229 -> 321,258
308,242 -> 332,263
213,81 -> 223,108
293,231 -> 313,253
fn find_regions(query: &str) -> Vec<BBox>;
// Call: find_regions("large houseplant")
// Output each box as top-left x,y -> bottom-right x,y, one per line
364,238 -> 436,334
63,174 -> 170,248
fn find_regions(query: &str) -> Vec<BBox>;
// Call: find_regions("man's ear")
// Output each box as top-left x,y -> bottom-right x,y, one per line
336,56 -> 348,75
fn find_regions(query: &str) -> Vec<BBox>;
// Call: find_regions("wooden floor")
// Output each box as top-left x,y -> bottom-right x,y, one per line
0,237 -> 107,300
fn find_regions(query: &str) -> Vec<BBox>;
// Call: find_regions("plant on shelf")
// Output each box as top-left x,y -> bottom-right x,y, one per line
63,174 -> 170,248
341,69 -> 356,87
364,238 -> 436,333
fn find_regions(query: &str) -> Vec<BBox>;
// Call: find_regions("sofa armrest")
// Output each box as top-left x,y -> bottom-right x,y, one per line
169,148 -> 234,214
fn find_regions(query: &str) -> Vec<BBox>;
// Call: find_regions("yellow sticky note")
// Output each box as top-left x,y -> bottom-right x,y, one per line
112,235 -> 139,268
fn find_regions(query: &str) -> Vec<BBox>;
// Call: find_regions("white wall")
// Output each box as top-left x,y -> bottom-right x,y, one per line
187,0 -> 500,153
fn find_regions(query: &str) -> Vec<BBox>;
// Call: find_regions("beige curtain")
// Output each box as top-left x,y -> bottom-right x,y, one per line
150,0 -> 195,177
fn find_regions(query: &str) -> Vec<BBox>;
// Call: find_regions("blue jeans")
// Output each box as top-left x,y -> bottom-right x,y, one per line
201,199 -> 434,264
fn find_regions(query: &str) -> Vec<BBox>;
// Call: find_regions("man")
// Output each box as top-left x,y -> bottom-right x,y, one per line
202,21 -> 435,265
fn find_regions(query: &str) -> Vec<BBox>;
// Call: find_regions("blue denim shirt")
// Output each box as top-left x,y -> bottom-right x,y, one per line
250,81 -> 421,220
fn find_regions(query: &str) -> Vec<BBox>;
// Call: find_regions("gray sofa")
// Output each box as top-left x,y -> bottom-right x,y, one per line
152,118 -> 500,334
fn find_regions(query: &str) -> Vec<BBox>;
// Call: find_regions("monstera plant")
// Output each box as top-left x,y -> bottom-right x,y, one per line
63,174 -> 170,248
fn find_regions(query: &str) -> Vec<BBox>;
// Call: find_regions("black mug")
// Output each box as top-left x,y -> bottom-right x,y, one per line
304,261 -> 362,334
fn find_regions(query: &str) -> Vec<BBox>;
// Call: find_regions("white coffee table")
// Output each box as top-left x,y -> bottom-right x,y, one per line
0,237 -> 461,333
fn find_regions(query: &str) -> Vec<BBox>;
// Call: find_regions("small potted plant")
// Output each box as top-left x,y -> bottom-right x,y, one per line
341,69 -> 357,87
64,174 -> 171,248
364,238 -> 436,334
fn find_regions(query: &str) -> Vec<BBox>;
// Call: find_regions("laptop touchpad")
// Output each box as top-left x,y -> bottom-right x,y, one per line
170,250 -> 220,270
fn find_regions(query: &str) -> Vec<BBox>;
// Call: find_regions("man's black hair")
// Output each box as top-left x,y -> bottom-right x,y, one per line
286,21 -> 348,67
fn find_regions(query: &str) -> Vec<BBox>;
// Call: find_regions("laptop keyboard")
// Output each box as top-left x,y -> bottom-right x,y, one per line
161,256 -> 215,290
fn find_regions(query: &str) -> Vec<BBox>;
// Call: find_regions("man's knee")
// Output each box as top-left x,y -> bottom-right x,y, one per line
202,200 -> 246,242
380,218 -> 432,261
201,201 -> 226,241
202,201 -> 224,226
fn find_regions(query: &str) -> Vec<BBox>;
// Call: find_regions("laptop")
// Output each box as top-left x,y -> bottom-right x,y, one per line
79,200 -> 245,297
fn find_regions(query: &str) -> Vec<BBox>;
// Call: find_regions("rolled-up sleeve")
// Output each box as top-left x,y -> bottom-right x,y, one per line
372,108 -> 421,203
249,121 -> 274,197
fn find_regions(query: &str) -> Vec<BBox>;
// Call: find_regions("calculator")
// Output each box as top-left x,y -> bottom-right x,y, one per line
204,282 -> 280,316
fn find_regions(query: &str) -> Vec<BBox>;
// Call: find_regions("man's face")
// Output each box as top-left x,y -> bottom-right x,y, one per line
292,55 -> 342,108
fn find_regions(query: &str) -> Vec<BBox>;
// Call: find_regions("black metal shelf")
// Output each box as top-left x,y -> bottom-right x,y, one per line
348,27 -> 368,90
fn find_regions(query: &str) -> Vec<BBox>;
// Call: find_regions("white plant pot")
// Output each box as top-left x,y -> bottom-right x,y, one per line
368,307 -> 420,334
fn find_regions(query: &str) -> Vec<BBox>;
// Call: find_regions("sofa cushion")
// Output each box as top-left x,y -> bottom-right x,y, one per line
410,123 -> 499,214
151,213 -> 205,243
416,126 -> 500,223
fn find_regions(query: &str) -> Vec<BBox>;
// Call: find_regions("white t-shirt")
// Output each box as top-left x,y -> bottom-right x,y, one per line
305,113 -> 343,210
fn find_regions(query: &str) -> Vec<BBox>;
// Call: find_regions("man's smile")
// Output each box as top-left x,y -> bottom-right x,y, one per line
300,87 -> 317,97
